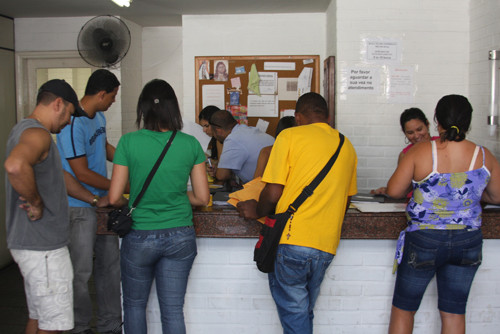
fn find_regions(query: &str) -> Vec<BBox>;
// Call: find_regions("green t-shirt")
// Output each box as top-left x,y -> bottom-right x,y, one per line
114,130 -> 206,230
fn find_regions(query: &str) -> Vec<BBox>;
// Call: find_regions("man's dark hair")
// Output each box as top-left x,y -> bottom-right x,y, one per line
36,91 -> 60,106
209,110 -> 237,130
136,79 -> 183,131
85,69 -> 120,95
295,92 -> 328,119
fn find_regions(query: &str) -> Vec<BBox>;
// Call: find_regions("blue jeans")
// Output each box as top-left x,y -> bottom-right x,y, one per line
121,226 -> 197,334
393,229 -> 482,314
268,244 -> 334,334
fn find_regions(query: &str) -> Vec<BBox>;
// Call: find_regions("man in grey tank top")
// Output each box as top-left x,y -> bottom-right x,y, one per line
4,79 -> 105,334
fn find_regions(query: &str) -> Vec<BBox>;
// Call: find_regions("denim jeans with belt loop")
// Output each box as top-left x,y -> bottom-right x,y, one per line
120,226 -> 197,334
268,244 -> 334,334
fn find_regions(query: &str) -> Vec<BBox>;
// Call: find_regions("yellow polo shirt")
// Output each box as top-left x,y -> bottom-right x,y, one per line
262,123 -> 357,254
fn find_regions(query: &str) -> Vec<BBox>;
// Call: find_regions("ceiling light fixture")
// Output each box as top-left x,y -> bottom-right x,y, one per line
111,0 -> 131,7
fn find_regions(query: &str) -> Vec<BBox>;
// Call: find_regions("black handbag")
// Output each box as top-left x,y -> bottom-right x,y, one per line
107,131 -> 177,237
254,133 -> 345,273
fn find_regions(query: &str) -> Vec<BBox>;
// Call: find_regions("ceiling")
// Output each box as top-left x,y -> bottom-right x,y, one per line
0,0 -> 331,27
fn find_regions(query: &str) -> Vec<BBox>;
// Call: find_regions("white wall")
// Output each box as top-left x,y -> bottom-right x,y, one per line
119,18 -> 143,135
181,13 -> 327,122
469,0 -> 500,156
15,17 -> 92,52
334,0 -> 470,192
142,26 -> 184,108
326,0 -> 337,57
141,238 -> 500,333
14,16 -> 130,147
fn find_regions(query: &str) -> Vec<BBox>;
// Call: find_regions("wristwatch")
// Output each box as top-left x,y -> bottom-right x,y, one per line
91,195 -> 100,207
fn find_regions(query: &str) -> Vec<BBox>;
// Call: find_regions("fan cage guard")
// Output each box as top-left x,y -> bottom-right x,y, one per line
77,15 -> 131,68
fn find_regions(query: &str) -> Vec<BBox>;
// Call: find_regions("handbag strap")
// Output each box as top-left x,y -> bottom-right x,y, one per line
130,130 -> 177,210
286,132 -> 345,214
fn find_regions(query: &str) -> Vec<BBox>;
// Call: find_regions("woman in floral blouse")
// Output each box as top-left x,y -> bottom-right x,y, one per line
386,95 -> 500,334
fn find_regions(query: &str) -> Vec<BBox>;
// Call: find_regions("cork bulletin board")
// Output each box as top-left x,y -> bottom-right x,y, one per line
195,55 -> 320,136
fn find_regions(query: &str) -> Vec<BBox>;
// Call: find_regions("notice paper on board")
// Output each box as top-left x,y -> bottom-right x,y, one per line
278,78 -> 299,101
264,62 -> 296,71
247,95 -> 278,117
202,84 -> 225,109
298,67 -> 313,96
249,72 -> 278,95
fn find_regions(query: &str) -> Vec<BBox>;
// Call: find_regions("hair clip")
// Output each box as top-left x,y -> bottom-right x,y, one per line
154,98 -> 160,104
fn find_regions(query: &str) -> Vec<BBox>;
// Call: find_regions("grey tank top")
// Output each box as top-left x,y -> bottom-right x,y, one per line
5,119 -> 69,250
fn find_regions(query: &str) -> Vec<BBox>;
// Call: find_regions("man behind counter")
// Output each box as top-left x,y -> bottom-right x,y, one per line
209,110 -> 274,184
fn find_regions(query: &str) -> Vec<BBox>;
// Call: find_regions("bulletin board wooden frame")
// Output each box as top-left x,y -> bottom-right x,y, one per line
195,55 -> 320,136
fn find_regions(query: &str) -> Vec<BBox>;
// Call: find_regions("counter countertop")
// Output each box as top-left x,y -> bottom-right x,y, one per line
97,205 -> 500,239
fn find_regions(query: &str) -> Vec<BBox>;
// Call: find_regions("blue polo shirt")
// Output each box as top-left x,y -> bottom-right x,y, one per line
57,112 -> 108,207
218,124 -> 275,183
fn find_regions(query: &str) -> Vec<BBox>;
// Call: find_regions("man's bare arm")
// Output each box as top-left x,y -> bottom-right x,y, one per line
4,128 -> 50,220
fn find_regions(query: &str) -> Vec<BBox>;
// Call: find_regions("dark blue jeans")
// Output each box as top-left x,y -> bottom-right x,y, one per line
120,226 -> 197,334
393,229 -> 482,314
268,244 -> 334,334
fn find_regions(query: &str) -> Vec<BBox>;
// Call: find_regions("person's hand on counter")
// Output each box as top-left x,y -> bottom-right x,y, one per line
236,199 -> 260,220
96,195 -> 110,208
106,195 -> 128,208
370,187 -> 387,195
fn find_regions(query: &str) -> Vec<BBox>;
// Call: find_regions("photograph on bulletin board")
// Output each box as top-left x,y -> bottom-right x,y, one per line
195,55 -> 321,136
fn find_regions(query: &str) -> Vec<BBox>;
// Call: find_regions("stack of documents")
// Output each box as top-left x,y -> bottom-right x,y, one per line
228,177 -> 266,223
351,192 -> 406,212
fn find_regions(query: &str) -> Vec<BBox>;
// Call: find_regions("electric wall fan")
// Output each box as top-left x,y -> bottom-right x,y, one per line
77,15 -> 131,68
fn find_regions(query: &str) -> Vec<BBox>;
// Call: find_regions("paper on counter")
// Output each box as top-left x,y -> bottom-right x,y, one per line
351,202 -> 407,213
228,177 -> 267,223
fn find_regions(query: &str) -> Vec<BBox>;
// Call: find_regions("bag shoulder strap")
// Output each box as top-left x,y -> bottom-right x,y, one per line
131,130 -> 177,209
287,132 -> 345,214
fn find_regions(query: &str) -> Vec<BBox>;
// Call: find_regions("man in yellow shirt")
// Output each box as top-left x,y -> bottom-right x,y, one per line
237,92 -> 357,334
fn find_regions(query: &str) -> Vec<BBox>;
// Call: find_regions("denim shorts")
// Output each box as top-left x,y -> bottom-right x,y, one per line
392,229 -> 482,314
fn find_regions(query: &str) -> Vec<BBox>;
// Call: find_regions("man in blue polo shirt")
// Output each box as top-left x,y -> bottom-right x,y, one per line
210,109 -> 275,184
57,70 -> 124,334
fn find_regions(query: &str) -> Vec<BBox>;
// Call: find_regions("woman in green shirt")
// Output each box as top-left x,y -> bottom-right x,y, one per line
109,79 -> 209,334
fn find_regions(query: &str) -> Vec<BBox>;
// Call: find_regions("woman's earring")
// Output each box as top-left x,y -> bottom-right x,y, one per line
404,137 -> 410,144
